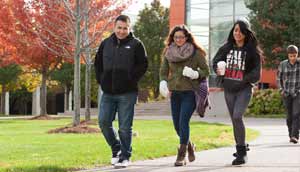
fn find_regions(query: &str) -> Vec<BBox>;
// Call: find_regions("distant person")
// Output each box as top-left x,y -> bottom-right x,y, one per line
213,19 -> 262,165
277,45 -> 300,144
159,25 -> 209,166
94,15 -> 148,168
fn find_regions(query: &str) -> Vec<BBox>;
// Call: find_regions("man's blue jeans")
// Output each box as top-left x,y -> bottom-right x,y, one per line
170,90 -> 196,144
98,92 -> 137,160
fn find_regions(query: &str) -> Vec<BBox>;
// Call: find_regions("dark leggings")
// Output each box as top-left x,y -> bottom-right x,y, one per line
224,86 -> 252,146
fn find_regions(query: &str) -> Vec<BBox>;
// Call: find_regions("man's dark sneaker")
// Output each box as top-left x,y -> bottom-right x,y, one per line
114,158 -> 130,169
111,151 -> 121,165
290,137 -> 298,144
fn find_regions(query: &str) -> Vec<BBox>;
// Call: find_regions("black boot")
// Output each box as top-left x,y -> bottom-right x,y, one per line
232,145 -> 247,165
233,143 -> 249,157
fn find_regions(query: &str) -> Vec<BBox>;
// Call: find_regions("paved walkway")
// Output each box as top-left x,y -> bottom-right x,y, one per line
80,116 -> 300,172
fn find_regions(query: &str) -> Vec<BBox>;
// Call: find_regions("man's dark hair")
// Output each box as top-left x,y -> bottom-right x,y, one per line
115,15 -> 131,23
287,45 -> 298,54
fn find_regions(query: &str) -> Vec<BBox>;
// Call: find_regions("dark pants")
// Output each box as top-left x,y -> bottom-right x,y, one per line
224,86 -> 252,146
98,92 -> 137,160
170,90 -> 196,144
283,94 -> 300,139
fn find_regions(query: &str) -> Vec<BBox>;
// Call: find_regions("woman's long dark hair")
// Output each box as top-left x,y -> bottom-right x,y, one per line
163,25 -> 206,57
226,20 -> 263,58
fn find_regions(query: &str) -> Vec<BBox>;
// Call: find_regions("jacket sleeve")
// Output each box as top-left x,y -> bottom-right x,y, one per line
132,41 -> 148,82
212,46 -> 227,73
197,54 -> 210,79
159,56 -> 169,81
94,41 -> 105,84
276,61 -> 284,91
243,51 -> 261,83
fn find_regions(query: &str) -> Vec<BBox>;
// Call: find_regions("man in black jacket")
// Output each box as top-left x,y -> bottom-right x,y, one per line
94,15 -> 148,168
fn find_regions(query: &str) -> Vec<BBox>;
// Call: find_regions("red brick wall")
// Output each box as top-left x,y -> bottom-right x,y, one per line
170,0 -> 186,29
261,69 -> 277,88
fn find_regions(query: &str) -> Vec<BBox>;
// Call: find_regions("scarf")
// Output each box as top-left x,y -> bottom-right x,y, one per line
165,42 -> 194,62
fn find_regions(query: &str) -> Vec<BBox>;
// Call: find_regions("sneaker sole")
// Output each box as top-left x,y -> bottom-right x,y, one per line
188,157 -> 195,162
114,165 -> 127,169
174,161 -> 187,166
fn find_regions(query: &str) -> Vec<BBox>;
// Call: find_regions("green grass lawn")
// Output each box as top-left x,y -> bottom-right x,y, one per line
0,118 -> 259,172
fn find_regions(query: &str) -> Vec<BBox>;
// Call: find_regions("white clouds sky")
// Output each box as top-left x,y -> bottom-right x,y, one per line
124,0 -> 170,15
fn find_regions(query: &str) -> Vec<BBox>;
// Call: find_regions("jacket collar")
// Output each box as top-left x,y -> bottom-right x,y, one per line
288,59 -> 300,66
110,32 -> 134,46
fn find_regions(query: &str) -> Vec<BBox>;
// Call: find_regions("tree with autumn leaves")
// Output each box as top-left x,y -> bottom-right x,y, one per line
246,0 -> 300,68
2,0 -> 65,116
0,2 -> 22,114
0,17 -> 39,115
25,0 -> 131,125
0,64 -> 22,114
0,0 -> 130,126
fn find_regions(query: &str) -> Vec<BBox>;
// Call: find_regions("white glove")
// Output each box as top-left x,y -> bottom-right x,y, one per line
182,66 -> 199,80
159,80 -> 169,98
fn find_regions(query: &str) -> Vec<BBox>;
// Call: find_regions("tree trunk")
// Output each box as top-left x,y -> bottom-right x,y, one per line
85,64 -> 91,121
40,70 -> 47,115
154,55 -> 160,98
69,90 -> 73,111
32,86 -> 41,115
83,0 -> 91,121
0,94 -> 1,114
64,85 -> 69,112
24,99 -> 27,115
0,85 -> 6,114
73,0 -> 81,126
5,92 -> 9,115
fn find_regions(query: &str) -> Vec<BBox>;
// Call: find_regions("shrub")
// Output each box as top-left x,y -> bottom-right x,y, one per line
246,89 -> 285,117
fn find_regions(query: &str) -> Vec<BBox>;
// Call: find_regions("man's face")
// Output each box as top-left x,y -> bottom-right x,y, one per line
114,20 -> 130,40
288,53 -> 298,63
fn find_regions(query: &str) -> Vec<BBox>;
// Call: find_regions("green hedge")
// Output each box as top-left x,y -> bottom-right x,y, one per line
246,89 -> 285,117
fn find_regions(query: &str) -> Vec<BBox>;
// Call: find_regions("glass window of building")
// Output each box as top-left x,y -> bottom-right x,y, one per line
185,0 -> 250,62
209,0 -> 250,85
186,0 -> 250,85
210,0 -> 250,60
186,0 -> 209,50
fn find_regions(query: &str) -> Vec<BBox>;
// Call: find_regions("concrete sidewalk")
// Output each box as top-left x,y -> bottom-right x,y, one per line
80,116 -> 300,172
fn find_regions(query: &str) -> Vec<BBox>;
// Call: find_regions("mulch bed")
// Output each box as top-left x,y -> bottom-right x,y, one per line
29,116 -> 100,134
29,115 -> 57,120
48,124 -> 100,134
79,120 -> 98,125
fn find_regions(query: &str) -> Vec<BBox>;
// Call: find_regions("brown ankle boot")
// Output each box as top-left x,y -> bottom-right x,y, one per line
174,144 -> 187,166
187,141 -> 196,162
